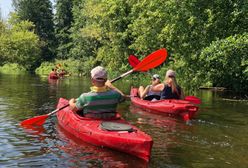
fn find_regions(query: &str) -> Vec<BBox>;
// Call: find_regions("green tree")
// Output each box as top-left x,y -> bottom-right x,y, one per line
0,14 -> 41,70
70,0 -> 134,71
126,0 -> 247,88
54,0 -> 73,59
198,33 -> 248,92
0,20 -> 5,36
14,0 -> 55,61
70,0 -> 99,60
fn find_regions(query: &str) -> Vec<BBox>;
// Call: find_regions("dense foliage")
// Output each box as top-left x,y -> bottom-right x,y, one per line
0,0 -> 247,92
198,33 -> 248,92
54,0 -> 73,59
35,58 -> 85,75
0,63 -> 28,74
13,0 -> 55,61
0,15 -> 41,71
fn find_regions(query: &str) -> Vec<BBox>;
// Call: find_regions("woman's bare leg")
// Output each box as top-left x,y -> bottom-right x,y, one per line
138,86 -> 145,98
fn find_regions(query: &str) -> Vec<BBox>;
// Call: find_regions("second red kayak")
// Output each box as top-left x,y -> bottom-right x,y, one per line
56,98 -> 153,162
130,88 -> 199,121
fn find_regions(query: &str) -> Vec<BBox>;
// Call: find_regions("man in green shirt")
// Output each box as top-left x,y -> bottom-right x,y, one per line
69,66 -> 125,119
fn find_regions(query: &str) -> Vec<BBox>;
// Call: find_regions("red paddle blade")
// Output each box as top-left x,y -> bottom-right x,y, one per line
128,55 -> 148,72
128,55 -> 140,68
134,48 -> 168,72
185,96 -> 202,104
20,114 -> 49,126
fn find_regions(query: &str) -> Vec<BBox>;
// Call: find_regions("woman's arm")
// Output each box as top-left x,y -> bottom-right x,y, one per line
151,83 -> 164,92
140,85 -> 150,99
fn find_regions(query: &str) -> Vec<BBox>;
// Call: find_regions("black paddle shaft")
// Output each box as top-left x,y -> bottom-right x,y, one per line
110,70 -> 133,83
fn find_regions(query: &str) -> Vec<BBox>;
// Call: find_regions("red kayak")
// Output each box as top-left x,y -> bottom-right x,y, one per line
48,75 -> 59,79
56,98 -> 153,162
130,88 -> 199,121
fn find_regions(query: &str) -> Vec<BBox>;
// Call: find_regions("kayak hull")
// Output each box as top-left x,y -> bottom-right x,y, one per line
48,76 -> 59,79
130,88 -> 198,121
56,98 -> 153,162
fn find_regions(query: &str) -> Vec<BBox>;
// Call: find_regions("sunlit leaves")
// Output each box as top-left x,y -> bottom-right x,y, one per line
198,33 -> 248,91
14,0 -> 55,60
0,18 -> 41,70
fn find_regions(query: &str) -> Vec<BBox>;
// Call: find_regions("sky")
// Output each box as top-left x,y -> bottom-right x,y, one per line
0,0 -> 14,19
0,0 -> 55,20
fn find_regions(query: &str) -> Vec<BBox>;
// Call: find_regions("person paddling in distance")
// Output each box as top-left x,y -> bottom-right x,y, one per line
58,69 -> 67,77
49,68 -> 58,79
69,66 -> 126,119
138,74 -> 161,101
151,69 -> 184,100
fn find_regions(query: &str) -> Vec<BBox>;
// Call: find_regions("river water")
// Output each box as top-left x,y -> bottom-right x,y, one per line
0,74 -> 247,168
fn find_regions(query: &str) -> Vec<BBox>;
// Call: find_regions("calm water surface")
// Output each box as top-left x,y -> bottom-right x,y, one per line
0,74 -> 247,167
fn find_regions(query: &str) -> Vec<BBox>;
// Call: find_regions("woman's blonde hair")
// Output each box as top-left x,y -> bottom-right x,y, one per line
165,77 -> 179,94
165,69 -> 180,96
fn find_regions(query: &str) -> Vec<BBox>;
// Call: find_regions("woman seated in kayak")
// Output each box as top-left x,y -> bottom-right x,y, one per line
151,69 -> 184,99
69,66 -> 126,119
138,74 -> 161,101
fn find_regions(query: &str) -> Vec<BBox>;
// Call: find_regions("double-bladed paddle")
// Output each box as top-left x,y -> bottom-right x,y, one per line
20,48 -> 168,126
128,55 -> 140,68
20,105 -> 69,126
111,48 -> 167,83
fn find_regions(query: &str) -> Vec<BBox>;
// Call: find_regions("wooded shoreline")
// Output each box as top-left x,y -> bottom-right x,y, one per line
0,0 -> 247,93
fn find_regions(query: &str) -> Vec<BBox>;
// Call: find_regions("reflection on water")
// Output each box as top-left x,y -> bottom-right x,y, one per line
0,74 -> 248,167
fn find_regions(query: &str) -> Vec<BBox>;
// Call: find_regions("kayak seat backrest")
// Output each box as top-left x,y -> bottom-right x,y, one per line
144,95 -> 161,101
100,122 -> 134,132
